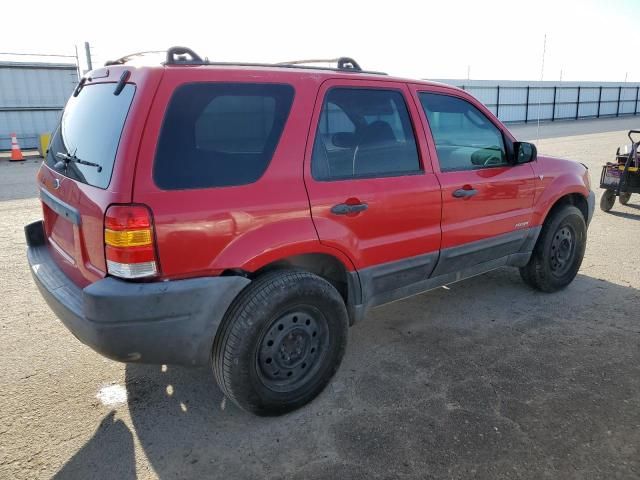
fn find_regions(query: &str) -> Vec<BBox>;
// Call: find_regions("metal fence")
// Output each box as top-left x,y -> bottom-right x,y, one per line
433,79 -> 640,124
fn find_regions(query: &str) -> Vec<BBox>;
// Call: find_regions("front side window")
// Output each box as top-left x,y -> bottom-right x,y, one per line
312,88 -> 421,180
154,83 -> 294,190
419,93 -> 507,172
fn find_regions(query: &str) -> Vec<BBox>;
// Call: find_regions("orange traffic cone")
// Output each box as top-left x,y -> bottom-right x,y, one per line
10,133 -> 24,161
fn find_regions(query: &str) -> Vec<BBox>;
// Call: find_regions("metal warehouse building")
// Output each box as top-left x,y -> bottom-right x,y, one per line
0,61 -> 77,150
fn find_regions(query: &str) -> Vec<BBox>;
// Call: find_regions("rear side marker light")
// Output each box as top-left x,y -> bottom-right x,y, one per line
104,205 -> 158,279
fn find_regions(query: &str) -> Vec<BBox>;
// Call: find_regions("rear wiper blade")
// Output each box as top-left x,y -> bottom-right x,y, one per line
55,151 -> 102,172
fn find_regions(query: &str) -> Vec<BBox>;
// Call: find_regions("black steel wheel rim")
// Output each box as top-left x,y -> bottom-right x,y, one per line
255,307 -> 329,393
549,224 -> 576,277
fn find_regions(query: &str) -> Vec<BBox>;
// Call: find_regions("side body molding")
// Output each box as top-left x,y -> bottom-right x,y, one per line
352,227 -> 541,312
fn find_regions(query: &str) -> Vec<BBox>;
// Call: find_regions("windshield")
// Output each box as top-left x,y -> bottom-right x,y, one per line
45,83 -> 135,189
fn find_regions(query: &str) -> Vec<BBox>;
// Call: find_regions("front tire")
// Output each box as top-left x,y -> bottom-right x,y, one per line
212,270 -> 349,415
519,205 -> 586,293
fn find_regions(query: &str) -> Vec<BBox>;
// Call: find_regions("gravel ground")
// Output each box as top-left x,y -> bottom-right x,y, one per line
1,117 -> 639,480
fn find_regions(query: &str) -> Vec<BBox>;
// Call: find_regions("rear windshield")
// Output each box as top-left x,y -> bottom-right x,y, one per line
45,83 -> 135,189
153,83 -> 294,190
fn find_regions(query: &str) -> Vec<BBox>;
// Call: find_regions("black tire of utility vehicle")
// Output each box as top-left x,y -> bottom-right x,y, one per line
619,192 -> 631,205
212,270 -> 349,416
519,205 -> 586,293
600,190 -> 616,212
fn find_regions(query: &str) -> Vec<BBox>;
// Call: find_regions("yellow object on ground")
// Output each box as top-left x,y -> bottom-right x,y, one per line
38,133 -> 51,158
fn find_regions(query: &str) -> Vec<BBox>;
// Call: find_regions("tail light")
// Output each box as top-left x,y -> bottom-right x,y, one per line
104,205 -> 158,279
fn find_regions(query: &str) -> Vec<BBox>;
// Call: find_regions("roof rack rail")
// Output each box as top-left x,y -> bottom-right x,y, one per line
276,57 -> 362,71
164,46 -> 207,65
103,47 -> 386,75
104,47 -> 207,67
104,50 -> 166,66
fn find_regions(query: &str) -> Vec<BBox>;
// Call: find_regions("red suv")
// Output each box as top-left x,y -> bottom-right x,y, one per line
26,47 -> 595,415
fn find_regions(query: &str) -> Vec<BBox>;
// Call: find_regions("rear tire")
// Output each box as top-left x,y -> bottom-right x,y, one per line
212,270 -> 349,416
619,192 -> 632,205
600,190 -> 616,212
519,205 -> 586,293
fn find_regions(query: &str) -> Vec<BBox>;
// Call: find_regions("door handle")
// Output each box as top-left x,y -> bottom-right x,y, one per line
452,188 -> 478,198
331,202 -> 368,215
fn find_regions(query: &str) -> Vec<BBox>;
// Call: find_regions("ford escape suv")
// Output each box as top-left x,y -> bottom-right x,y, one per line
26,47 -> 595,415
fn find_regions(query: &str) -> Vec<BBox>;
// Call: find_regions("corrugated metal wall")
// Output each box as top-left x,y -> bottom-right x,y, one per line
0,62 -> 77,150
433,79 -> 640,123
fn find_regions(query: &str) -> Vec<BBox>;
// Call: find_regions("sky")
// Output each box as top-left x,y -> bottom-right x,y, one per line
3,0 -> 640,82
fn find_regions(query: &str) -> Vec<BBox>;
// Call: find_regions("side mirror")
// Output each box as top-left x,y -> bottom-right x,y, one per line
514,141 -> 537,164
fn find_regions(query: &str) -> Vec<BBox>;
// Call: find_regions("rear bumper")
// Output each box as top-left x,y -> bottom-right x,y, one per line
587,190 -> 596,225
25,221 -> 250,366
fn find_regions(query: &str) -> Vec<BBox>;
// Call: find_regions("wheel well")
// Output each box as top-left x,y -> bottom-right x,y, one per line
248,253 -> 351,305
547,193 -> 588,224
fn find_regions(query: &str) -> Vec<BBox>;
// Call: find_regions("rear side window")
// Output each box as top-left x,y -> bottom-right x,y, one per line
154,83 -> 294,190
419,93 -> 507,172
311,88 -> 421,180
45,83 -> 135,189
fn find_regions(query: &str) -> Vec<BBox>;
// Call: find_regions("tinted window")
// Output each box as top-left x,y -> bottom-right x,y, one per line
419,93 -> 507,172
312,88 -> 420,180
154,83 -> 294,190
45,83 -> 135,189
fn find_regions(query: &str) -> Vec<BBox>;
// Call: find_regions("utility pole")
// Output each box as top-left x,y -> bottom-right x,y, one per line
74,45 -> 81,81
536,33 -> 547,144
84,42 -> 93,72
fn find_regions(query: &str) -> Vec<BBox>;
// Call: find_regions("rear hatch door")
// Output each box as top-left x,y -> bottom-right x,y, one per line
38,68 -> 159,287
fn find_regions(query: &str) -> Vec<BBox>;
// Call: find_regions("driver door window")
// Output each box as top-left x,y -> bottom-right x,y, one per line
419,93 -> 507,172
